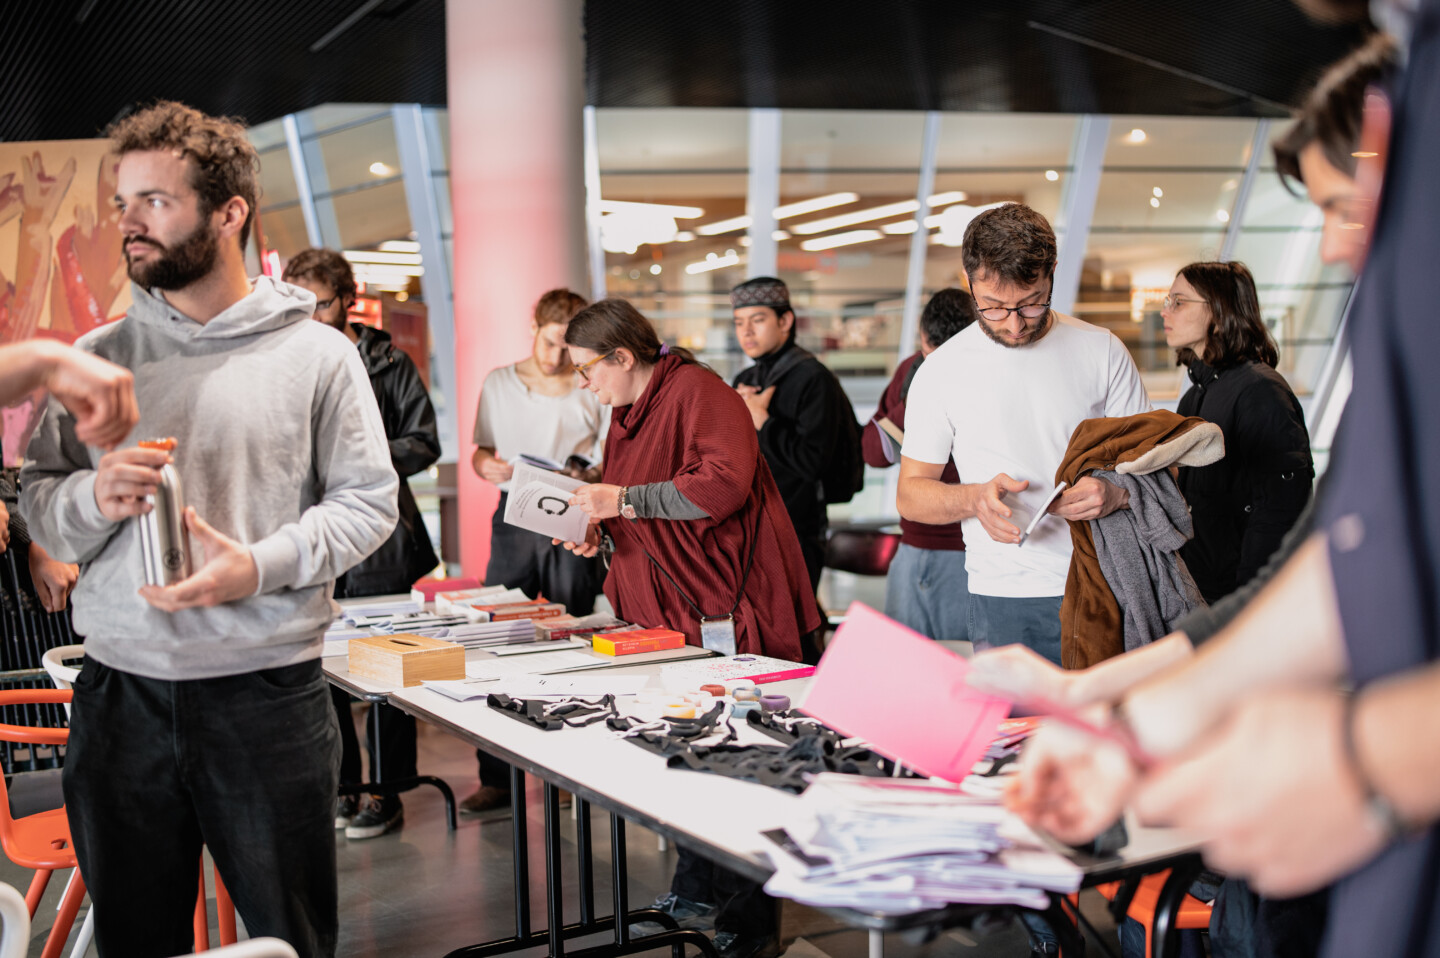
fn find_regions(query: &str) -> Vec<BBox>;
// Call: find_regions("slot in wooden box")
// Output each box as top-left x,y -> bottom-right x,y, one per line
348,633 -> 465,687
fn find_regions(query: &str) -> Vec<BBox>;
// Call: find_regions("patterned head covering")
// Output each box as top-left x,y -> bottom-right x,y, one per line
730,276 -> 791,312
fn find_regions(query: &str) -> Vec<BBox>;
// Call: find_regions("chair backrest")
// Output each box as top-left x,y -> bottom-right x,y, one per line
40,645 -> 84,691
0,881 -> 29,958
0,689 -> 72,834
823,525 -> 902,577
0,549 -> 80,775
202,938 -> 300,958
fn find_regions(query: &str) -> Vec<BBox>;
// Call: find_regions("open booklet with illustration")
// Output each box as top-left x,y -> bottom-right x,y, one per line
503,462 -> 591,543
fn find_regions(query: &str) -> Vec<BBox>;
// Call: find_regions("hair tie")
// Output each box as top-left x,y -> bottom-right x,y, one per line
658,343 -> 671,357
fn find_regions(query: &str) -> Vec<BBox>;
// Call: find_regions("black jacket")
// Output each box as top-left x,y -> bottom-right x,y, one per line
336,324 -> 441,598
732,342 -> 851,544
1176,358 -> 1313,603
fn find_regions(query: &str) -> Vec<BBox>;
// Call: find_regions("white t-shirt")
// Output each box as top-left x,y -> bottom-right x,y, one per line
472,364 -> 609,493
903,314 -> 1151,598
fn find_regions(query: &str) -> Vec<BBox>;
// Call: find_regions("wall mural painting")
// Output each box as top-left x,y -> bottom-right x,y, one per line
0,141 -> 131,466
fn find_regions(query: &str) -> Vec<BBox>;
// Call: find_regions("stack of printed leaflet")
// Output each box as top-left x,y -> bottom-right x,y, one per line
762,774 -> 1081,913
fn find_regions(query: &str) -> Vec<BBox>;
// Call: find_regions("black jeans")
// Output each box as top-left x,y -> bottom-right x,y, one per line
480,496 -> 606,786
331,686 -> 417,788
64,659 -> 341,958
671,846 -> 778,937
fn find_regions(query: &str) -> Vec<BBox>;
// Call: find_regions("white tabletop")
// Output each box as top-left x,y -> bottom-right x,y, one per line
390,669 -> 1200,886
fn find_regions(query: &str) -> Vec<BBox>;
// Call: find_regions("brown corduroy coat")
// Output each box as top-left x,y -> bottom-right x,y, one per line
1056,411 -> 1224,669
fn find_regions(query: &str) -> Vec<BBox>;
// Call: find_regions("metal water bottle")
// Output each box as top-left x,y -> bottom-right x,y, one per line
137,438 -> 193,587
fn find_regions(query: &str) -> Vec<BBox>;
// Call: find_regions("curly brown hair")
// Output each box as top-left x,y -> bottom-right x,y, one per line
533,288 -> 589,327
282,248 -> 358,308
961,203 -> 1057,288
107,100 -> 260,247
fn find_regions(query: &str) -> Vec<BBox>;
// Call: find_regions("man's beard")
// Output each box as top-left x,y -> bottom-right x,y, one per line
125,219 -> 219,291
977,311 -> 1052,350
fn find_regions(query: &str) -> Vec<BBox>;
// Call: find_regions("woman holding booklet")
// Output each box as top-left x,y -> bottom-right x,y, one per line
558,298 -> 820,661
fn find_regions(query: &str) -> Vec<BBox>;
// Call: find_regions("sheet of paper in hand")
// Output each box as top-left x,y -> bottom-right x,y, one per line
504,463 -> 590,543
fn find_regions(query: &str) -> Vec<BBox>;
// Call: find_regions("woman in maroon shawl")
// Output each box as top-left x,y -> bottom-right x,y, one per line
559,299 -> 819,663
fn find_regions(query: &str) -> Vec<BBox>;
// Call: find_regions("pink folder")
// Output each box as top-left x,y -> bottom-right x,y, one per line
800,602 -> 1012,780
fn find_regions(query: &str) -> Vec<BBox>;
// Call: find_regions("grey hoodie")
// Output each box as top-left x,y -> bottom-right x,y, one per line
20,277 -> 399,680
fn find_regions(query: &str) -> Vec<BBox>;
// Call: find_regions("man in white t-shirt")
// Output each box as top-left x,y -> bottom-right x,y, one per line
899,204 -> 1150,666
468,288 -> 608,812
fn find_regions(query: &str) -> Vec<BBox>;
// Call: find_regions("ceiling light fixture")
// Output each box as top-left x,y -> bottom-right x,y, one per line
1045,170 -> 1060,181
1149,197 -> 1161,208
344,250 -> 423,265
685,251 -> 743,274
598,200 -> 704,219
1152,187 -> 1164,198
800,230 -> 884,251
1128,128 -> 1147,143
369,161 -> 392,176
1216,209 -> 1231,222
791,201 -> 919,235
774,192 -> 859,218
695,215 -> 752,236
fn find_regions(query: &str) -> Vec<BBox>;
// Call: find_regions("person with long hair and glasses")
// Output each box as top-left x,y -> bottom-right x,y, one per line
1163,261 -> 1314,604
558,298 -> 819,958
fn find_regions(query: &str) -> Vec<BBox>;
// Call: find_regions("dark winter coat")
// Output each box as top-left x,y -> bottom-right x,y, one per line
1176,358 -> 1313,604
336,324 -> 441,597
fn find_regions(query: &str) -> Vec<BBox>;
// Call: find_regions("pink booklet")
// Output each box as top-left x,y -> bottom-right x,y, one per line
801,602 -> 1011,780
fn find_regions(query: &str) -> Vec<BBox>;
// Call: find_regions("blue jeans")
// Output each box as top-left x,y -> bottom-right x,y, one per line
967,593 -> 1063,666
884,544 -> 971,640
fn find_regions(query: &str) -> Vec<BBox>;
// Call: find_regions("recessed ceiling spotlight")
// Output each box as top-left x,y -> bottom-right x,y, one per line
649,263 -> 662,275
1045,170 -> 1060,181
1216,209 -> 1231,222
369,161 -> 392,176
1128,128 -> 1147,144
1149,197 -> 1161,208
1152,187 -> 1164,198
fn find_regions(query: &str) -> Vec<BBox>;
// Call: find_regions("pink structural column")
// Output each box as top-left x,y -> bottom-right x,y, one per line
446,0 -> 588,577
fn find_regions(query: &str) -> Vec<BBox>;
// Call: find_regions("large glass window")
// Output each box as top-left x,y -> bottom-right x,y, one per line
921,113 -> 1077,353
1077,116 -> 1262,398
596,108 -> 751,377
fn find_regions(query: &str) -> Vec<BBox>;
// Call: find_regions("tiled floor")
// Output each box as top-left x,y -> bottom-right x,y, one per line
5,703 -> 1120,958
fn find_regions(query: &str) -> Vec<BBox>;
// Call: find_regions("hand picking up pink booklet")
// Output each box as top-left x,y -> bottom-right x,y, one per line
800,602 -> 1011,781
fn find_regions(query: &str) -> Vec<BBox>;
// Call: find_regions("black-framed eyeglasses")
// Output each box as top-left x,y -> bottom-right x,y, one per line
574,351 -> 614,383
314,296 -> 338,312
972,288 -> 1052,323
1161,295 -> 1200,311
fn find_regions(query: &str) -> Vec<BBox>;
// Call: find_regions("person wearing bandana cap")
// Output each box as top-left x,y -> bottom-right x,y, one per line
730,276 -> 857,662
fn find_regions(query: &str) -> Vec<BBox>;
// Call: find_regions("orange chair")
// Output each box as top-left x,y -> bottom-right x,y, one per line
1094,869 -> 1212,955
0,688 -> 239,955
0,689 -> 88,958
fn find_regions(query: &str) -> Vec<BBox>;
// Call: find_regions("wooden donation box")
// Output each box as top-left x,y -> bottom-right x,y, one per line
348,633 -> 465,687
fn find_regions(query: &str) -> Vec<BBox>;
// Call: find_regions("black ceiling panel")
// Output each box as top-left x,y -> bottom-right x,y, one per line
584,0 -> 1373,117
0,1 -> 1373,144
0,0 -> 446,142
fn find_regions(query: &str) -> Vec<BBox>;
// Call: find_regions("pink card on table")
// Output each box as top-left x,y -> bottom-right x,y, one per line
800,602 -> 1011,780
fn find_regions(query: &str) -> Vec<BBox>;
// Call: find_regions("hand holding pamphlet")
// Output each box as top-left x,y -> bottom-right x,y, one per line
504,463 -> 591,543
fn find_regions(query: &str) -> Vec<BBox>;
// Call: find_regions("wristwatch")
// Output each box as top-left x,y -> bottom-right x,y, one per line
619,486 -> 637,520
